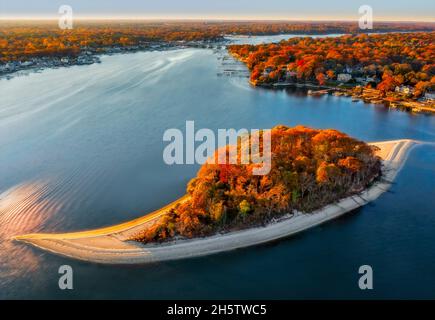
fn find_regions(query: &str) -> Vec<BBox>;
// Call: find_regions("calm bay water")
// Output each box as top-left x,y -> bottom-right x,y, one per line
225,33 -> 344,44
0,44 -> 434,299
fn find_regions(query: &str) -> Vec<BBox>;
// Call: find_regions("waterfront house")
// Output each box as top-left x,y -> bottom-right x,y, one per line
4,62 -> 16,72
285,71 -> 297,82
355,77 -> 367,84
77,56 -> 93,65
395,85 -> 414,95
262,66 -> 274,77
337,73 -> 352,82
424,91 -> 435,101
365,76 -> 377,83
21,61 -> 33,67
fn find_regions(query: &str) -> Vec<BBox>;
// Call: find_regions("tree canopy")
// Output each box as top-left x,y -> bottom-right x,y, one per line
229,32 -> 435,97
132,126 -> 381,243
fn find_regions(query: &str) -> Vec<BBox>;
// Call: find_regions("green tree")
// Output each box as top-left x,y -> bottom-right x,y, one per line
238,200 -> 252,216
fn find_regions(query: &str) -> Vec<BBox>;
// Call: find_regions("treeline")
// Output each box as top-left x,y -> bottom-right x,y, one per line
1,20 -> 434,63
229,32 -> 435,97
132,126 -> 381,243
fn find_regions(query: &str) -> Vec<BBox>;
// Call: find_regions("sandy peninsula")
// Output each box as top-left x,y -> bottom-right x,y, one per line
13,139 -> 420,264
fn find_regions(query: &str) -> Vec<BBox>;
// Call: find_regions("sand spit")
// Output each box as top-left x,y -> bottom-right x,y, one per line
14,139 -> 421,264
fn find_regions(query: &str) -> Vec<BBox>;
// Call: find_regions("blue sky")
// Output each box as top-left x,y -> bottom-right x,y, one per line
1,0 -> 434,21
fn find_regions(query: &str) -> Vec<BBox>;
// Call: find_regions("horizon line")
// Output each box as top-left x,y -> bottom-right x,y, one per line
1,15 -> 435,23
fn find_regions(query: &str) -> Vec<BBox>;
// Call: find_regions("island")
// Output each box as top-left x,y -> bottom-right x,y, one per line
13,126 -> 422,264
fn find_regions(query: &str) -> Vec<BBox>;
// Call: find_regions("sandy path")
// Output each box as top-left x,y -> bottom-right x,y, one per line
13,139 -> 421,264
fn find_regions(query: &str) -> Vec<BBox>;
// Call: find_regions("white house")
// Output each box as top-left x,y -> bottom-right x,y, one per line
337,73 -> 352,82
365,76 -> 377,83
424,91 -> 435,100
2,62 -> 16,72
21,61 -> 33,67
355,77 -> 366,84
395,85 -> 414,95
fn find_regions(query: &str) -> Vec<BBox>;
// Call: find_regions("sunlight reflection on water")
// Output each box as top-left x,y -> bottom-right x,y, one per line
0,180 -> 63,285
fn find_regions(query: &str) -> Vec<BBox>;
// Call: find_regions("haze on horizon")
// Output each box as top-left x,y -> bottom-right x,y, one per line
1,0 -> 434,22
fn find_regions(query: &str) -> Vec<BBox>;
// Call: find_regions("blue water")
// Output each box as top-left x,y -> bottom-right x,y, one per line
225,33 -> 344,44
0,46 -> 434,299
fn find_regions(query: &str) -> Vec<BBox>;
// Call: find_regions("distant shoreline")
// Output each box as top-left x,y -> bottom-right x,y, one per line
14,139 -> 421,264
0,41 -> 226,81
2,30 -> 431,81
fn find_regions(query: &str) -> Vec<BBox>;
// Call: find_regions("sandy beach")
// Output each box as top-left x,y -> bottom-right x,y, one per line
13,139 -> 421,264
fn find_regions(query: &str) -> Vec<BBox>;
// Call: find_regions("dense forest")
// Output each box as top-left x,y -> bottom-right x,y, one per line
1,20 -> 434,64
132,126 -> 381,243
228,32 -> 435,97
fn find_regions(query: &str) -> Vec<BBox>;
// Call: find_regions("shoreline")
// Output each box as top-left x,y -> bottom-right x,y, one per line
4,38 -> 433,115
252,82 -> 435,114
2,29 -> 423,80
0,41 -> 228,81
14,139 -> 421,264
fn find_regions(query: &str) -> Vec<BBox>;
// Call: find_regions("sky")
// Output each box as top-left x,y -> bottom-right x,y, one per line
1,0 -> 434,21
